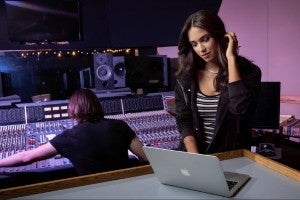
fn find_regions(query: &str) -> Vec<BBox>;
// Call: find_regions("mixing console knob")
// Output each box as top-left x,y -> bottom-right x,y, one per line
28,138 -> 35,145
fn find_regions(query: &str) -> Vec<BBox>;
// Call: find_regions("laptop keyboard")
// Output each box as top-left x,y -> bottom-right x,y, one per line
226,180 -> 238,190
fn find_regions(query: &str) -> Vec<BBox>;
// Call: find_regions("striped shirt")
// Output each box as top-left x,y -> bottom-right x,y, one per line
196,91 -> 220,144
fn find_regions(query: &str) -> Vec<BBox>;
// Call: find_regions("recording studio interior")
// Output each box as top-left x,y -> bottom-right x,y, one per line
0,0 -> 299,199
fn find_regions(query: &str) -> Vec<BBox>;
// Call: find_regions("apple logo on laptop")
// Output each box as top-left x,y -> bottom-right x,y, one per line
180,168 -> 191,176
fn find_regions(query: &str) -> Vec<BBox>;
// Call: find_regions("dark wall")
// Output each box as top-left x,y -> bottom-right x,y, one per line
0,0 -> 221,50
0,0 -> 110,50
105,0 -> 222,48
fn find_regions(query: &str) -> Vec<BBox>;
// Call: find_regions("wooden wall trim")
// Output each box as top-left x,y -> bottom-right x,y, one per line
281,95 -> 300,104
243,149 -> 300,182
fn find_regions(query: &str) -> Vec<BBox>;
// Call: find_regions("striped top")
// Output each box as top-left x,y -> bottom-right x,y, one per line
196,91 -> 220,144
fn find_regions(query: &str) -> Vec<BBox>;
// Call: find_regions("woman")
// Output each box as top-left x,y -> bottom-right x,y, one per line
175,10 -> 261,154
0,89 -> 147,175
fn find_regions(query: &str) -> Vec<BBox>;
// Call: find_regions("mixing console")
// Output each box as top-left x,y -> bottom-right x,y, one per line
107,110 -> 181,149
0,94 -> 181,175
0,120 -> 77,173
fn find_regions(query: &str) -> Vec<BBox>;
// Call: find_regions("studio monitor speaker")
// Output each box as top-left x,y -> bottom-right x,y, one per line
93,53 -> 114,90
125,55 -> 168,92
113,56 -> 126,88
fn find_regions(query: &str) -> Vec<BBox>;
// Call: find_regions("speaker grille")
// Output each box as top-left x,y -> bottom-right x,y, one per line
93,53 -> 114,90
113,56 -> 126,88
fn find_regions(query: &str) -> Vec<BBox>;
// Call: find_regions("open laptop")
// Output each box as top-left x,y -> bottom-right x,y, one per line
143,146 -> 250,197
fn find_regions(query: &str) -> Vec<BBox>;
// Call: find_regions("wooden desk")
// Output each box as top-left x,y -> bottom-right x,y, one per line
1,149 -> 299,199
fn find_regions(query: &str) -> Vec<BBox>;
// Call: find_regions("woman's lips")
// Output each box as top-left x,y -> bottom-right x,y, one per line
201,52 -> 210,59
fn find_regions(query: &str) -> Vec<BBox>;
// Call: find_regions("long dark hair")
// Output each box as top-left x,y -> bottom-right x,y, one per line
176,10 -> 229,91
68,88 -> 104,123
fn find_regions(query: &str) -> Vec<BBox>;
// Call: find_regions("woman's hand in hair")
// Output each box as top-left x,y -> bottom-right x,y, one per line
225,32 -> 241,83
224,32 -> 239,59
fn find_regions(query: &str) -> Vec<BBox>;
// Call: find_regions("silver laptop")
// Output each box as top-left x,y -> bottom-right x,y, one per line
143,146 -> 250,197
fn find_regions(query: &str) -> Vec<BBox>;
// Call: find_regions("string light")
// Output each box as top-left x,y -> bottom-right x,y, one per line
18,48 -> 133,58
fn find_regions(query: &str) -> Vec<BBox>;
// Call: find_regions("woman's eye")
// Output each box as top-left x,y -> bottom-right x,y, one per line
202,35 -> 210,42
190,42 -> 197,47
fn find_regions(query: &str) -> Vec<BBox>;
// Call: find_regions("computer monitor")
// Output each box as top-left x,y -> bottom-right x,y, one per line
252,82 -> 281,130
4,0 -> 82,43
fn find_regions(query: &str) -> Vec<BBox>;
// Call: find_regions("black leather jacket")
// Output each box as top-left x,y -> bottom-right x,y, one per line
175,57 -> 262,153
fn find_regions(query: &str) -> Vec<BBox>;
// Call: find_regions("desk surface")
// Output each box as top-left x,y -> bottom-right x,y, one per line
15,156 -> 300,199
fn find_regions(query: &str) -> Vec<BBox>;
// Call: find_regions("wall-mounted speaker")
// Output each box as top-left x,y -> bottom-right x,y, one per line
169,58 -> 179,91
79,68 -> 92,88
63,69 -> 80,97
0,72 -> 13,97
93,53 -> 114,90
113,56 -> 126,88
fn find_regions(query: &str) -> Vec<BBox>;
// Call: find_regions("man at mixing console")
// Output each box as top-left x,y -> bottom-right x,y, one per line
0,88 -> 148,175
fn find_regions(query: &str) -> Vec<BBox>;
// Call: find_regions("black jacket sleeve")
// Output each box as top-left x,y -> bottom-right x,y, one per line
174,78 -> 195,139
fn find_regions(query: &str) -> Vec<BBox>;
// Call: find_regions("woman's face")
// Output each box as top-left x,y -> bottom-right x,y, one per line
188,26 -> 218,64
